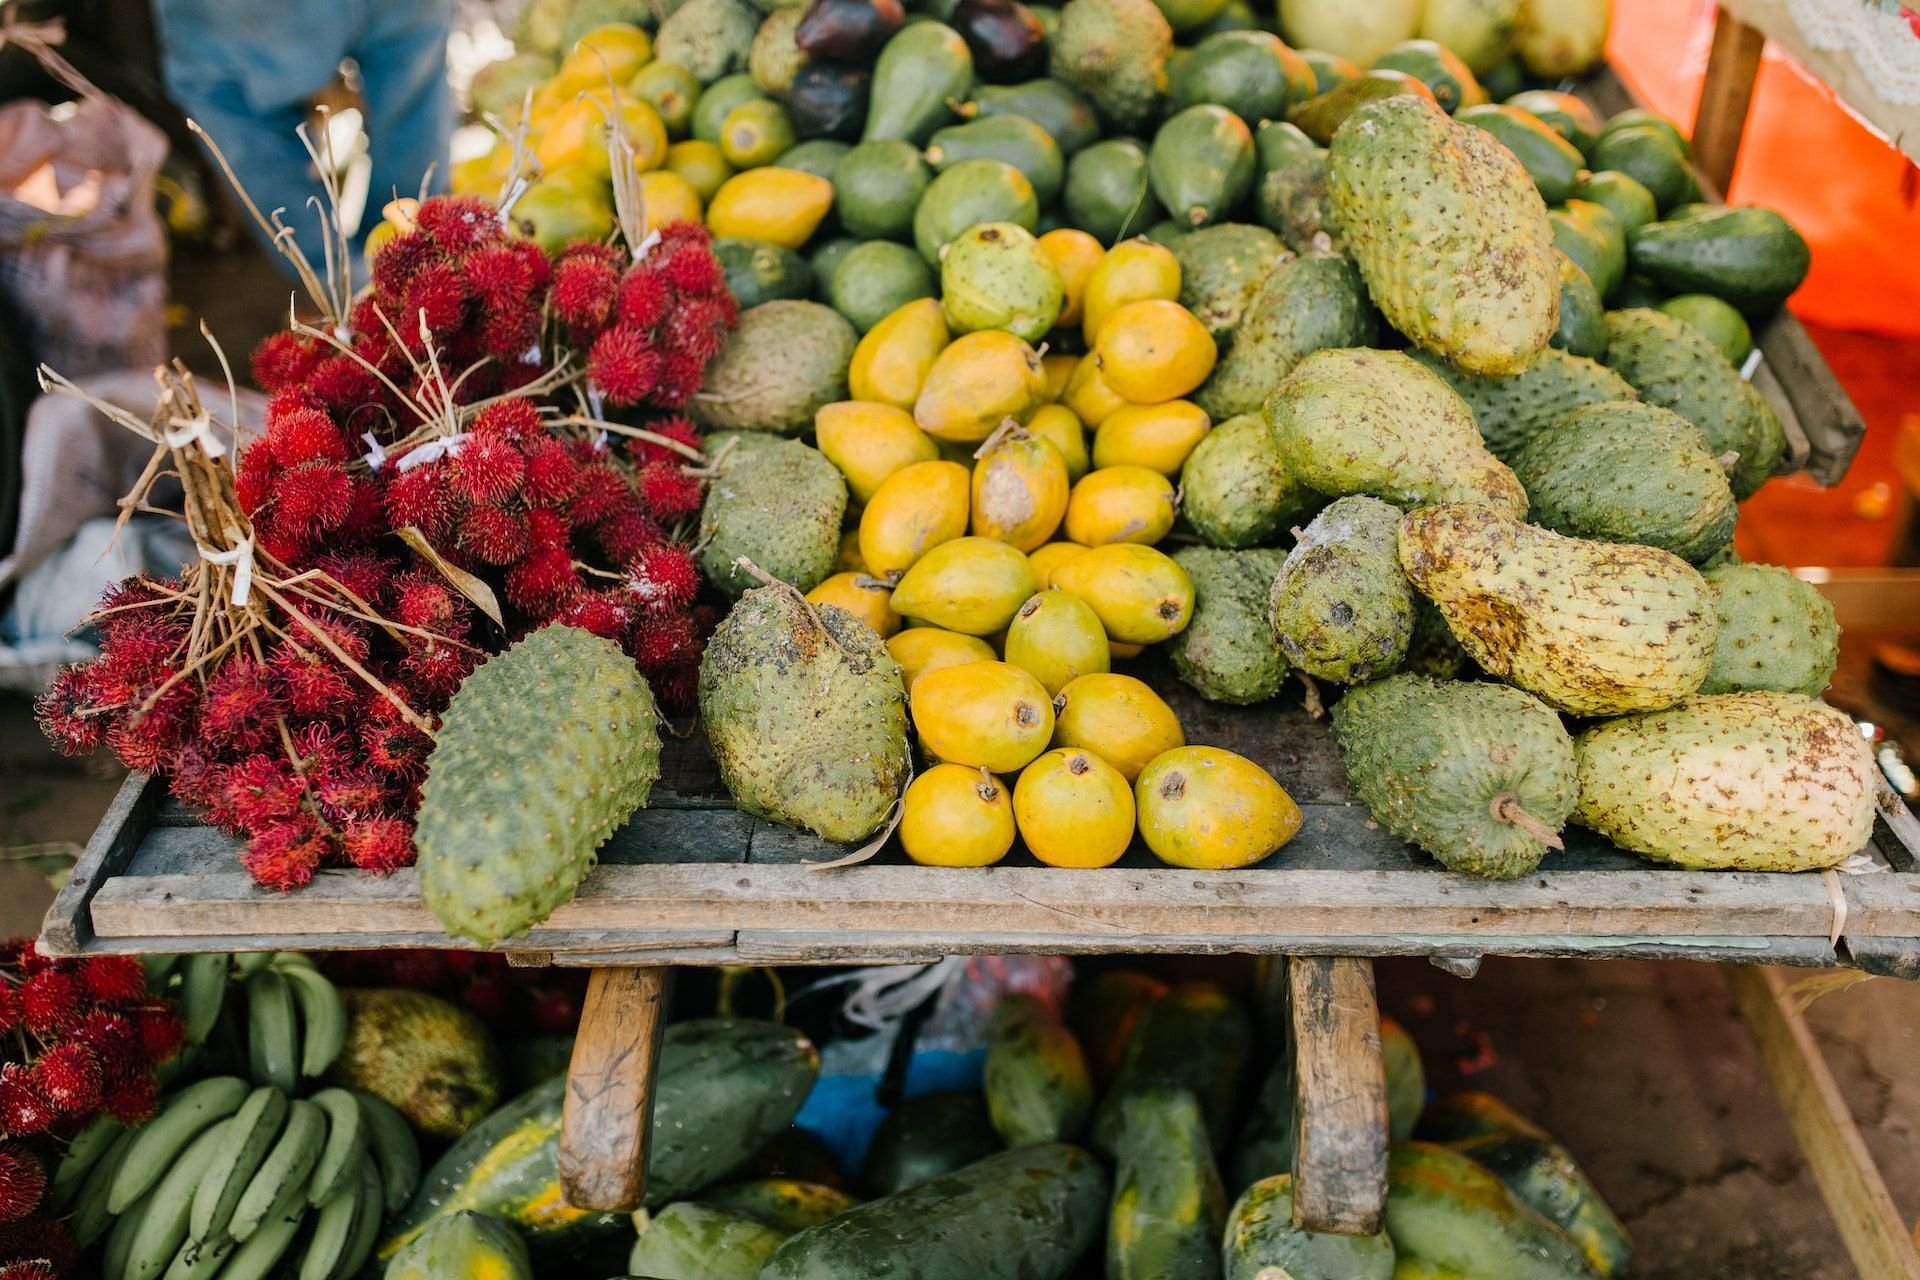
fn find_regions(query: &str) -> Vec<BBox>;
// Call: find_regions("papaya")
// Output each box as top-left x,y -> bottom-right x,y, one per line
983,994 -> 1095,1147
1107,1085 -> 1228,1280
386,1212 -> 533,1280
699,1178 -> 861,1232
1384,1143 -> 1599,1280
1093,982 -> 1252,1154
1069,970 -> 1168,1090
1224,1174 -> 1395,1280
1457,104 -> 1583,204
1415,1092 -> 1551,1146
1451,1135 -> 1632,1277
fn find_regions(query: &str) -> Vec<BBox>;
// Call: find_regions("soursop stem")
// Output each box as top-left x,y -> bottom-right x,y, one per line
731,557 -> 849,657
1489,793 -> 1566,850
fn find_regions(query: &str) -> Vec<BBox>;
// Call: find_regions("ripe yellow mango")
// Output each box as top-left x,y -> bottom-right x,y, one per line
889,536 -> 1038,635
537,92 -> 667,178
664,139 -> 731,200
901,763 -> 1016,867
556,24 -> 655,91
1028,541 -> 1089,589
1025,404 -> 1090,482
1004,590 -> 1111,695
805,572 -> 900,638
888,628 -> 997,689
1051,673 -> 1185,782
705,167 -> 833,248
850,299 -> 949,410
1049,543 -> 1194,644
635,170 -> 703,227
911,660 -> 1055,773
1092,401 -> 1210,475
1095,300 -> 1218,404
859,460 -> 970,580
1135,746 -> 1301,869
1083,237 -> 1182,342
914,331 -> 1048,444
1038,228 -> 1105,328
1041,354 -> 1078,404
817,400 -> 941,505
1014,748 -> 1136,868
1064,466 -> 1177,547
1060,353 -> 1129,429
972,423 -> 1070,552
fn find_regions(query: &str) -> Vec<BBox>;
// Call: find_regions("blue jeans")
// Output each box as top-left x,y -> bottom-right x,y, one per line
152,0 -> 455,281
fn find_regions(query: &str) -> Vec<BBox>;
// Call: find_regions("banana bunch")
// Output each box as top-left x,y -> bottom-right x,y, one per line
158,952 -> 349,1092
56,1076 -> 419,1280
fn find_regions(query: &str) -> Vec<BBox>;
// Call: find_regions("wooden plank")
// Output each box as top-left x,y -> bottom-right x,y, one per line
560,967 -> 671,1212
1694,7 -> 1768,194
38,772 -> 160,957
1721,0 -> 1920,168
1288,957 -> 1387,1235
1727,965 -> 1920,1280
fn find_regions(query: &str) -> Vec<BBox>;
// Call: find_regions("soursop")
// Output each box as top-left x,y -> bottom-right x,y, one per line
700,582 -> 911,843
1572,692 -> 1878,871
700,438 -> 847,597
1409,348 -> 1636,461
1269,496 -> 1415,684
1327,95 -> 1559,375
1602,308 -> 1786,499
1168,547 -> 1291,704
656,0 -> 759,79
1403,598 -> 1471,679
1333,674 -> 1577,879
1400,504 -> 1717,716
692,300 -> 857,437
1509,400 -> 1737,565
1050,0 -> 1174,133
1699,563 -> 1839,696
1169,223 -> 1288,347
1179,413 -> 1320,548
1255,144 -> 1340,256
416,625 -> 662,945
1195,252 -> 1377,420
329,989 -> 501,1138
1264,348 -> 1528,517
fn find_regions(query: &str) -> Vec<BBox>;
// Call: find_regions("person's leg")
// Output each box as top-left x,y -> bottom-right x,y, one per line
354,0 -> 457,215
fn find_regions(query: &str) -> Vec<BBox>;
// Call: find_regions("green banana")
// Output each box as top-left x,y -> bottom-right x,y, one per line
245,969 -> 300,1094
209,1203 -> 303,1280
189,1085 -> 288,1246
71,1126 -> 137,1247
297,1176 -> 362,1280
355,1091 -> 421,1214
232,953 -> 275,976
122,1120 -> 232,1280
335,1154 -> 386,1280
304,1088 -> 367,1207
53,1115 -> 123,1208
161,1236 -> 232,1280
109,1076 -> 250,1214
229,1098 -> 324,1243
142,953 -> 181,992
272,956 -> 347,1078
104,1187 -> 155,1280
179,954 -> 232,1046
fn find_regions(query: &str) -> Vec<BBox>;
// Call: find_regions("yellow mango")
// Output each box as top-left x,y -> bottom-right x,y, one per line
888,628 -> 997,689
1052,673 -> 1185,782
817,401 -> 941,505
1082,237 -> 1182,341
635,170 -> 703,228
556,23 -> 655,91
971,423 -> 1070,552
1038,228 -> 1105,328
1004,590 -> 1110,695
859,460 -> 970,580
664,139 -> 732,200
889,537 -> 1037,635
1059,354 -> 1129,429
1110,640 -> 1145,660
835,529 -> 867,574
538,92 -> 668,178
850,299 -> 950,410
1040,353 -> 1078,404
705,167 -> 833,248
1135,746 -> 1301,869
901,764 -> 1017,867
1049,543 -> 1194,644
1095,300 -> 1217,404
914,331 -> 1048,444
1028,541 -> 1089,590
1014,748 -> 1136,868
805,572 -> 900,638
1092,401 -> 1210,475
1063,466 -> 1177,547
911,660 -> 1055,773
1025,404 -> 1089,482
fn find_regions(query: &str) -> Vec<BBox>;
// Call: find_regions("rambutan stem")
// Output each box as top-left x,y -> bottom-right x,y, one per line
259,590 -> 434,733
559,415 -> 706,463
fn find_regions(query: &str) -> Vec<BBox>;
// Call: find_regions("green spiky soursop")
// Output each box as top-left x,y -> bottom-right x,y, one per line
700,438 -> 847,597
1194,252 -> 1377,421
1332,675 -> 1577,879
1050,0 -> 1174,132
1168,547 -> 1290,704
692,300 -> 858,437
1572,692 -> 1877,871
330,990 -> 501,1138
656,0 -> 760,79
1409,348 -> 1636,461
1602,308 -> 1786,499
1179,413 -> 1320,548
1327,95 -> 1558,376
700,582 -> 911,843
417,626 -> 662,945
1169,223 -> 1287,347
1264,348 -> 1528,517
1509,401 -> 1737,565
1269,496 -> 1415,684
1700,563 -> 1839,696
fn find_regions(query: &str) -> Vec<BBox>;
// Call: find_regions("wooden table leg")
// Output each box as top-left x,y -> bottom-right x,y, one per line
1287,956 -> 1388,1236
1727,965 -> 1920,1280
560,966 -> 671,1212
1694,7 -> 1768,195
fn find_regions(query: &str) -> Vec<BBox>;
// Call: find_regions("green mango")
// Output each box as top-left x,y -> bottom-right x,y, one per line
1371,38 -> 1484,113
912,156 -> 1039,264
1063,139 -> 1163,244
1504,88 -> 1600,155
1562,198 -> 1626,298
1457,103 -> 1583,204
926,115 -> 1065,205
1299,48 -> 1361,95
1548,209 -> 1612,303
808,237 -> 860,301
863,21 -> 973,144
1551,253 -> 1606,360
831,240 -> 937,332
1600,106 -> 1690,157
775,138 -> 851,182
1570,170 -> 1658,233
1150,104 -> 1257,230
1588,123 -> 1692,212
1628,206 -> 1811,314
1173,30 -> 1313,122
834,139 -> 931,241
1254,118 -> 1319,173
964,78 -> 1102,155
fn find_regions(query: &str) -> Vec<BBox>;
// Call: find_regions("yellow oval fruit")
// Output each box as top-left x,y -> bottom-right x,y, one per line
1028,541 -> 1089,589
859,460 -> 970,580
1049,543 -> 1195,644
1082,238 -> 1182,341
1059,353 -> 1129,431
817,400 -> 941,505
1110,640 -> 1144,660
888,628 -> 997,689
664,139 -> 732,200
1004,590 -> 1111,695
1040,354 -> 1078,404
1092,401 -> 1210,475
901,764 -> 1017,867
635,169 -> 703,227
805,572 -> 900,638
889,537 -> 1038,635
1095,300 -> 1218,404
1135,746 -> 1301,869
971,424 -> 1070,552
1025,404 -> 1089,482
1064,466 -> 1177,547
835,528 -> 867,574
557,24 -> 655,91
705,167 -> 833,248
850,299 -> 949,410
1038,228 -> 1105,329
1014,748 -> 1135,868
911,660 -> 1055,773
914,331 -> 1048,444
1051,673 -> 1184,782
539,93 -> 669,179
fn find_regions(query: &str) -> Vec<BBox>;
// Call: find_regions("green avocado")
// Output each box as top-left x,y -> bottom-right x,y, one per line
1150,104 -> 1258,229
1628,206 -> 1811,313
1458,104 -> 1584,204
863,21 -> 973,144
926,114 -> 1065,205
965,78 -> 1102,156
834,139 -> 931,241
911,156 -> 1039,264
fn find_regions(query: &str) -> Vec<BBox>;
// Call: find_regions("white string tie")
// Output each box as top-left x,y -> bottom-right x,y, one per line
393,433 -> 469,472
360,432 -> 387,471
162,411 -> 226,459
199,537 -> 255,606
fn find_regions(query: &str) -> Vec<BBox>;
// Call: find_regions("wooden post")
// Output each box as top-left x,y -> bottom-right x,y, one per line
1694,7 -> 1768,195
560,966 -> 671,1212
1288,956 -> 1388,1236
1727,965 -> 1920,1280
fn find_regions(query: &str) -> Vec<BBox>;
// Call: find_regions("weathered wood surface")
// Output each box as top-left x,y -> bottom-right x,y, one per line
560,967 -> 670,1212
1694,6 -> 1769,194
1288,957 -> 1388,1235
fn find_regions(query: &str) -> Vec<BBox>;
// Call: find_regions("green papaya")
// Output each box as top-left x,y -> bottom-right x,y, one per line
1504,89 -> 1600,155
1415,1092 -> 1551,1145
1068,970 -> 1168,1091
1300,48 -> 1362,95
1224,1174 -> 1395,1280
699,1179 -> 860,1231
1093,982 -> 1253,1154
1549,209 -> 1614,304
386,1213 -> 533,1280
1563,198 -> 1626,297
1628,206 -> 1811,313
1151,104 -> 1258,229
1382,1017 -> 1425,1143
1451,1135 -> 1632,1278
983,994 -> 1094,1148
863,21 -> 973,144
1107,1085 -> 1229,1280
861,1093 -> 1002,1196
1385,1143 -> 1599,1280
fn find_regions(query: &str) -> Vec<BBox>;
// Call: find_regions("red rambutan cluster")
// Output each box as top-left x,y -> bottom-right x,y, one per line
567,224 -> 736,412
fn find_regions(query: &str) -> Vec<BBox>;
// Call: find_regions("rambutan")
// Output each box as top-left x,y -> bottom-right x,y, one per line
30,1046 -> 98,1115
665,295 -> 732,363
131,1004 -> 186,1065
233,447 -> 275,516
249,331 -> 323,392
0,1217 -> 76,1274
270,647 -> 356,718
342,816 -> 414,874
0,1147 -> 44,1223
457,504 -> 530,566
362,721 -> 429,781
221,754 -> 306,828
635,461 -> 704,523
552,253 -> 620,330
266,405 -> 349,467
0,1070 -> 53,1137
594,510 -> 664,567
392,576 -> 457,634
633,612 -> 698,672
521,440 -> 582,507
462,975 -> 511,1023
656,237 -> 723,296
370,230 -> 435,300
614,267 -> 670,331
403,262 -> 469,338
625,416 -> 701,468
100,1072 -> 158,1125
558,591 -> 633,640
305,354 -> 383,420
385,465 -> 454,536
650,349 -> 707,409
274,461 -> 355,533
568,455 -> 630,525
452,434 -> 524,504
504,546 -> 578,613
315,768 -> 387,819
67,1011 -> 132,1057
17,973 -> 78,1037
414,194 -> 500,254
33,668 -> 101,757
587,327 -> 661,406
653,663 -> 701,713
480,307 -> 540,360
473,398 -> 542,442
78,956 -> 146,1004
240,818 -> 329,893
400,644 -> 474,699
0,989 -> 16,1037
463,242 -> 531,304
625,542 -> 701,614
200,658 -> 282,751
